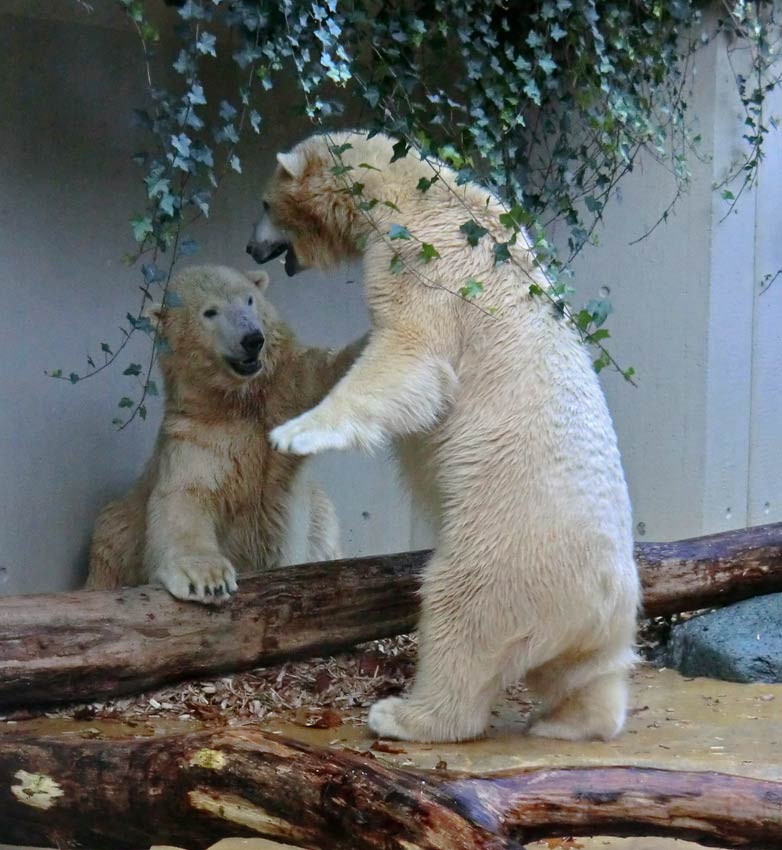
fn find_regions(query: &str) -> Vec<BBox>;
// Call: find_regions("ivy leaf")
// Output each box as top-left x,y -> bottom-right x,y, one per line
593,352 -> 612,374
459,220 -> 488,246
130,215 -> 153,243
123,363 -> 142,376
146,380 -> 160,397
523,78 -> 541,105
586,297 -> 614,327
459,278 -> 484,300
100,342 -> 113,355
118,397 -> 134,408
49,369 -> 63,378
528,283 -> 545,297
417,176 -> 438,192
358,162 -> 382,171
229,154 -> 242,173
139,404 -> 147,421
587,328 -> 611,344
390,139 -> 409,162
383,200 -> 401,212
219,100 -> 237,121
69,373 -> 80,384
171,133 -> 191,158
196,32 -> 217,57
493,242 -> 512,264
250,110 -> 262,133
389,224 -> 412,240
179,237 -> 199,256
419,243 -> 440,262
330,142 -> 353,156
389,253 -> 404,274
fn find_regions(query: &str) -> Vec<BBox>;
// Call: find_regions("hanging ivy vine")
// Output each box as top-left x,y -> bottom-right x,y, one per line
52,0 -> 782,426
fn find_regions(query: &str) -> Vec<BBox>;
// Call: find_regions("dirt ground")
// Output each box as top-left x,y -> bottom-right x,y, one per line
2,645 -> 781,850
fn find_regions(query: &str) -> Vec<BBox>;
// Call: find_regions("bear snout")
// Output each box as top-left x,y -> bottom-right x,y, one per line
246,240 -> 287,264
241,332 -> 265,357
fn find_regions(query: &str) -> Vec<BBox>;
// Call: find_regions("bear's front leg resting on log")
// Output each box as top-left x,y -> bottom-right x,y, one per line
270,330 -> 456,455
146,443 -> 238,604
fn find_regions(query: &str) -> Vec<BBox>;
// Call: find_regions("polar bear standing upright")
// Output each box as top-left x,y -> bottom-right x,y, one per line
248,132 -> 640,743
87,265 -> 363,603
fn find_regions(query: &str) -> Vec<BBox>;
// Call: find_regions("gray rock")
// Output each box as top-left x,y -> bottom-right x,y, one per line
665,593 -> 782,683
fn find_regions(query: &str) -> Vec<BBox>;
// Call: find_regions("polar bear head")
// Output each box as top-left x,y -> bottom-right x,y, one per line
147,265 -> 281,387
247,131 -> 399,275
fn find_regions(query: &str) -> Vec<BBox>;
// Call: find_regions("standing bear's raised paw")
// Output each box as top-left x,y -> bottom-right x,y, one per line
269,409 -> 358,456
155,555 -> 238,605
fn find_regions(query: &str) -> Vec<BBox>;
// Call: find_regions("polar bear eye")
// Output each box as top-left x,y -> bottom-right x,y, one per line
247,296 -> 254,306
203,308 -> 218,318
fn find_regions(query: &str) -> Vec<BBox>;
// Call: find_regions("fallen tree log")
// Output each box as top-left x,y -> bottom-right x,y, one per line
0,726 -> 779,850
1,522 -> 781,707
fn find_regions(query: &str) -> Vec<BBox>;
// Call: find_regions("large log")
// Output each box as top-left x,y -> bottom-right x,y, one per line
0,726 -> 779,850
1,523 -> 781,707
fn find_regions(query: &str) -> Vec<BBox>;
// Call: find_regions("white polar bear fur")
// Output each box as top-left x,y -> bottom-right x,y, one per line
86,265 -> 361,603
258,132 -> 641,742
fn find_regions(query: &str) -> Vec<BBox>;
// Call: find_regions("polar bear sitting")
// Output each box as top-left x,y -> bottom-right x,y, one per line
86,264 -> 363,603
247,131 -> 640,742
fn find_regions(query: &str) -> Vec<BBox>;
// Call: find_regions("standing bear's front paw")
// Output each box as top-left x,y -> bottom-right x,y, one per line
269,410 -> 356,456
155,555 -> 238,605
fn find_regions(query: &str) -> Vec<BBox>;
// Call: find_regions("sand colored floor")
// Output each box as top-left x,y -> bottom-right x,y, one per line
3,667 -> 781,850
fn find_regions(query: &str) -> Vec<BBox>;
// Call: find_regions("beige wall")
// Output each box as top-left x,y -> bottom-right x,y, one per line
1,6 -> 780,595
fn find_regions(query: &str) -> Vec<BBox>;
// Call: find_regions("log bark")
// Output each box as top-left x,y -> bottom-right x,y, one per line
1,523 -> 781,708
0,726 -> 779,850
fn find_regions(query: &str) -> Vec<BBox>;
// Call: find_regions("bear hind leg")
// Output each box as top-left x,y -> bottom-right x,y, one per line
526,651 -> 633,742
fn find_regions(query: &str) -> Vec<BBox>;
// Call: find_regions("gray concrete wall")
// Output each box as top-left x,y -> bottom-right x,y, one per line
1,5 -> 780,596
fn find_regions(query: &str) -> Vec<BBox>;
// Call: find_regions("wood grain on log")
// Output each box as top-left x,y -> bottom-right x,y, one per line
0,726 -> 778,850
0,523 -> 781,707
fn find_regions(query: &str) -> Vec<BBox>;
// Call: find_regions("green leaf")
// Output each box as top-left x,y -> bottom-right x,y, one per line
389,253 -> 404,274
101,342 -> 113,355
49,369 -> 63,378
390,139 -> 409,162
459,277 -> 484,300
586,297 -> 614,327
593,352 -> 611,374
358,162 -> 382,171
330,142 -> 353,156
130,215 -> 153,243
330,164 -> 353,176
419,243 -> 441,262
146,380 -> 159,397
139,404 -> 147,421
528,283 -> 545,297
587,328 -> 611,343
229,155 -> 242,174
493,242 -> 512,264
383,200 -> 401,212
460,220 -> 488,247
389,224 -> 412,240
69,373 -> 80,384
118,397 -> 134,408
123,363 -> 142,376
417,176 -> 438,192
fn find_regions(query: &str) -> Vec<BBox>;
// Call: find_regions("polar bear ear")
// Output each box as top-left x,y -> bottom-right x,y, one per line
243,269 -> 270,292
141,299 -> 164,329
276,150 -> 305,179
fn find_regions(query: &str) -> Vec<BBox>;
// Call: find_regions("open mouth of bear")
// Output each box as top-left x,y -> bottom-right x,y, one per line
226,357 -> 262,377
284,245 -> 302,276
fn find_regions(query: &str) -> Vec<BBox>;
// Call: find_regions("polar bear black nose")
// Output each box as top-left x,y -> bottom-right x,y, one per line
241,332 -> 265,356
